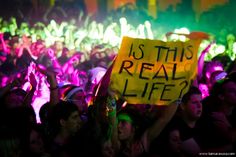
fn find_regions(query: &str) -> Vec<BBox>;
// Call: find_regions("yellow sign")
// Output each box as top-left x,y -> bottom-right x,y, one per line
109,36 -> 201,105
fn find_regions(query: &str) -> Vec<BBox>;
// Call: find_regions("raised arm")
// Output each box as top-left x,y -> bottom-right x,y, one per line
36,64 -> 60,106
47,48 -> 61,69
197,42 -> 213,81
0,33 -> 10,54
62,53 -> 81,74
22,72 -> 37,107
145,101 -> 178,150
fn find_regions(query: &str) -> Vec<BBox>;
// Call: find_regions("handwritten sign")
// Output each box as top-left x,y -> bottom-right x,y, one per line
109,36 -> 202,105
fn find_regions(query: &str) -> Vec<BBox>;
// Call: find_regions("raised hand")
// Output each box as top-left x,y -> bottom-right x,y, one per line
47,48 -> 56,59
68,53 -> 82,64
36,64 -> 59,105
36,64 -> 56,79
29,72 -> 37,90
22,35 -> 31,47
69,69 -> 80,85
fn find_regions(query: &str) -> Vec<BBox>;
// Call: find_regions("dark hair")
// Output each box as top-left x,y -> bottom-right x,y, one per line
16,49 -> 33,69
36,54 -> 52,68
3,106 -> 36,139
118,105 -> 145,139
0,126 -> 22,157
23,123 -> 44,151
3,32 -> 12,40
202,78 -> 236,114
210,78 -> 234,96
203,61 -> 223,82
2,88 -> 27,109
39,102 -> 51,124
8,88 -> 27,97
209,71 -> 227,88
49,101 -> 78,134
181,86 -> 201,104
205,61 -> 223,73
228,72 -> 236,83
212,54 -> 232,69
60,85 -> 84,101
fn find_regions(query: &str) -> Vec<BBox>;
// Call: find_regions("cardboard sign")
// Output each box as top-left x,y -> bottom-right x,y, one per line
109,36 -> 201,105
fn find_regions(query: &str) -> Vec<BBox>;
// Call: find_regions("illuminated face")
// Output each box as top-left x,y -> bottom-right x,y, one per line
182,94 -> 202,120
32,42 -> 45,56
118,114 -> 135,141
36,43 -> 44,51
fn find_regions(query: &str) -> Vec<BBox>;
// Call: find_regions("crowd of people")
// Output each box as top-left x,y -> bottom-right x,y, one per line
0,10 -> 236,157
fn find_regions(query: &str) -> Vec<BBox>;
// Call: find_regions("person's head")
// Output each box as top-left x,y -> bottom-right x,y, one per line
8,36 -> 20,55
3,88 -> 27,109
209,70 -> 227,90
228,71 -> 236,83
212,54 -> 232,70
117,106 -> 143,141
117,113 -> 135,141
62,47 -> 69,57
227,61 -> 236,74
30,40 -> 45,57
154,123 -> 182,157
168,129 -> 181,154
210,78 -> 236,106
26,124 -> 45,156
50,101 -> 82,136
180,86 -> 202,121
204,61 -> 224,84
8,106 -> 36,128
101,139 -> 115,157
39,102 -> 50,125
61,85 -> 88,117
37,54 -> 52,68
54,40 -> 64,53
